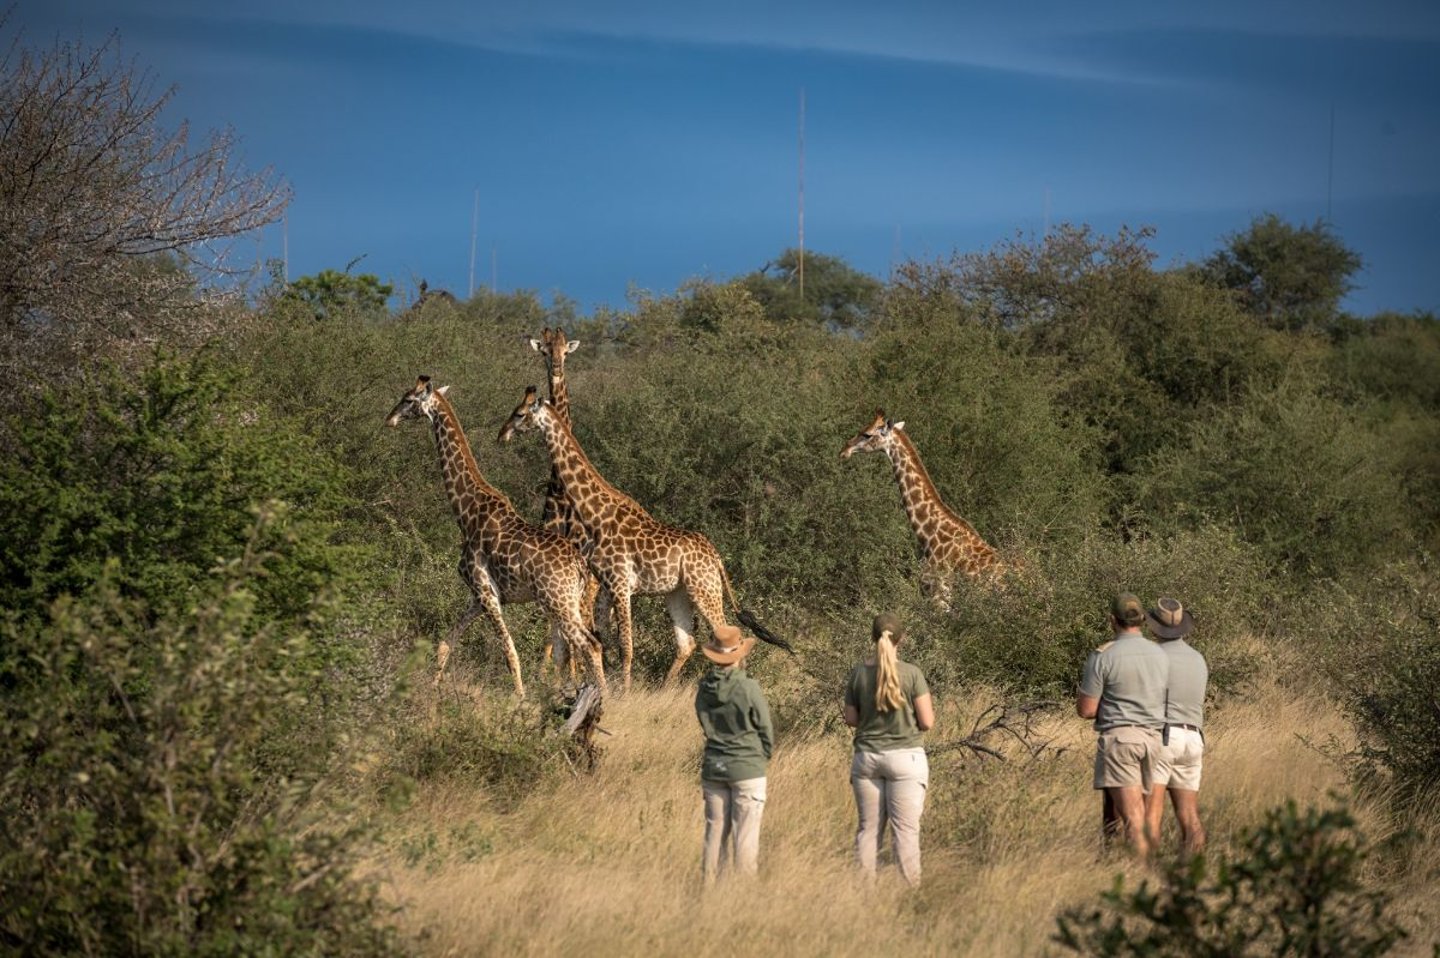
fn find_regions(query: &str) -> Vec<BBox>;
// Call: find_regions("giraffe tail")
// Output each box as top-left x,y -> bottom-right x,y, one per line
738,608 -> 794,655
718,561 -> 794,655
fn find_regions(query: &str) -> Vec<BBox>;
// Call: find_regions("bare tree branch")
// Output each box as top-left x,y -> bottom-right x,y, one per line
0,18 -> 290,377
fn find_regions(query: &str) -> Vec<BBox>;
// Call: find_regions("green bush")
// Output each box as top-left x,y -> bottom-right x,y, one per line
1055,801 -> 1408,957
0,355 -> 361,631
1314,560 -> 1440,799
890,525 -> 1271,698
1138,380 -> 1414,579
0,532 -> 398,956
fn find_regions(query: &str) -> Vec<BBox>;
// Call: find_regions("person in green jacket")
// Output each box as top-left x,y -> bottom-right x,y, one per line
694,623 -> 774,884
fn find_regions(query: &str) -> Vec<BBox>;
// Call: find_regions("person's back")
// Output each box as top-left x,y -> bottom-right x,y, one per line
847,659 -> 928,754
696,663 -> 772,783
1087,633 -> 1170,731
1159,639 -> 1207,729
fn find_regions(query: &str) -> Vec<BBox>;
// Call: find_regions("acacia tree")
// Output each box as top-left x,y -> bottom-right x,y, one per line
1199,213 -> 1362,331
0,19 -> 289,373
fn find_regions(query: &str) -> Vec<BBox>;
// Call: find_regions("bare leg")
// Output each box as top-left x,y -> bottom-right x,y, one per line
1144,783 -> 1167,852
1105,785 -> 1151,859
1168,789 -> 1205,855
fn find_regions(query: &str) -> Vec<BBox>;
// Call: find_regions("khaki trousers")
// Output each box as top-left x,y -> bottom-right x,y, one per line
851,747 -> 929,886
701,777 -> 767,883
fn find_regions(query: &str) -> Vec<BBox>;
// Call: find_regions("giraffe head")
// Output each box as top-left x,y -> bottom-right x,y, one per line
528,327 -> 581,387
385,376 -> 450,427
840,409 -> 906,460
496,385 -> 549,443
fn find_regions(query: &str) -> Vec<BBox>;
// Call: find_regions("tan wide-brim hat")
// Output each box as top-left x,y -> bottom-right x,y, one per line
701,623 -> 755,665
1147,596 -> 1195,639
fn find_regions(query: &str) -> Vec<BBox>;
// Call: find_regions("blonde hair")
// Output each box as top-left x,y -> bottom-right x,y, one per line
874,630 -> 904,713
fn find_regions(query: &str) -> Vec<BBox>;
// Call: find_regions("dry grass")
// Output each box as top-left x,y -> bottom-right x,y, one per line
367,662 -> 1440,957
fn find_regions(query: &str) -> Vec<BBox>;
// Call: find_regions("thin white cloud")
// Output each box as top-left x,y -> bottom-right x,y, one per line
96,0 -> 1440,86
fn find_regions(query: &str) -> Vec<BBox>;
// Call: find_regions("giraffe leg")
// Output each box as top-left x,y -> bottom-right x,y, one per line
663,588 -> 697,685
437,599 -> 486,686
466,565 -> 525,697
548,621 -> 571,692
581,573 -> 601,632
611,590 -> 635,693
593,585 -> 613,660
563,619 -> 607,693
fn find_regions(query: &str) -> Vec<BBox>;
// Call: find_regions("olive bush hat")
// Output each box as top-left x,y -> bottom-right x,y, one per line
1147,597 -> 1195,639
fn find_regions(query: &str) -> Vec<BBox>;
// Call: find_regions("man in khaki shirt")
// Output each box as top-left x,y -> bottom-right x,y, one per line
1076,593 -> 1169,858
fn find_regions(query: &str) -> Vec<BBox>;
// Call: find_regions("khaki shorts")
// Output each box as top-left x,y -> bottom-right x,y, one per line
1092,726 -> 1161,790
1151,727 -> 1204,791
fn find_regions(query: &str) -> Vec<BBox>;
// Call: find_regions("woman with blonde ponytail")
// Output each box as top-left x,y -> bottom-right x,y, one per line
843,612 -> 935,886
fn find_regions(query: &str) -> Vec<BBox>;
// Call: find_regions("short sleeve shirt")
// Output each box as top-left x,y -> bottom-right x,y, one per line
1159,639 -> 1208,729
845,660 -> 930,753
1079,632 -> 1169,731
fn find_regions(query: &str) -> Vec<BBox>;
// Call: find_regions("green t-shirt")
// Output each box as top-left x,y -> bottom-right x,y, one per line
845,660 -> 931,754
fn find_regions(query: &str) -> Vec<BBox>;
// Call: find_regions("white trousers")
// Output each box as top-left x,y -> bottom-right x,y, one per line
701,777 -> 767,883
851,748 -> 929,886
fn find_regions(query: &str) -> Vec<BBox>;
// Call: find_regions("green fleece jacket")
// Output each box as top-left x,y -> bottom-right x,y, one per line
694,665 -> 774,783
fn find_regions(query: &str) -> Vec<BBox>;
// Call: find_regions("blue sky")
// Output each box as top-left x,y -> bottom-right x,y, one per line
23,1 -> 1440,315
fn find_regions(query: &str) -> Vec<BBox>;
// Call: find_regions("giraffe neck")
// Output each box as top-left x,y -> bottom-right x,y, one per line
429,395 -> 511,525
884,431 -> 960,547
547,369 -> 571,427
535,406 -> 635,529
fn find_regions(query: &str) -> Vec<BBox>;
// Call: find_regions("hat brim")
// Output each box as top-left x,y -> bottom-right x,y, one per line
701,634 -> 755,665
1146,609 -> 1194,639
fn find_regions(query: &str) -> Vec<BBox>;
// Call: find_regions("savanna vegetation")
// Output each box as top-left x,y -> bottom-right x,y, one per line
3,20 -> 1439,957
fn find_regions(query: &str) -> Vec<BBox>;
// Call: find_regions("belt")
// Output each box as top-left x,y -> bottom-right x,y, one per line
1167,723 -> 1201,732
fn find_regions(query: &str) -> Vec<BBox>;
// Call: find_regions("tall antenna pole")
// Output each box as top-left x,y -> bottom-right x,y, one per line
282,208 -> 289,282
468,188 -> 479,298
1043,185 -> 1051,240
798,86 -> 806,304
491,245 -> 497,293
1326,101 -> 1335,222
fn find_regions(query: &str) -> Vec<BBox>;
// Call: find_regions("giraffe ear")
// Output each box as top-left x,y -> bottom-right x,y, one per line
436,385 -> 451,396
891,420 -> 906,432
527,337 -> 542,352
565,339 -> 581,355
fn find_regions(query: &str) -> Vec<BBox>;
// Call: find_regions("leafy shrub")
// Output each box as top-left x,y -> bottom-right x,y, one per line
898,525 -> 1271,698
1055,801 -> 1408,957
1314,560 -> 1440,799
0,355 -> 361,631
1138,380 -> 1414,579
0,530 -> 398,956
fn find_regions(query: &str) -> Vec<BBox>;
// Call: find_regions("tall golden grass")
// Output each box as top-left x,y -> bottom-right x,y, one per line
369,656 -> 1439,957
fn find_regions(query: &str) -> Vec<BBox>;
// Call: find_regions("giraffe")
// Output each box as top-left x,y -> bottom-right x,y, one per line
528,327 -> 585,539
527,327 -> 609,677
841,410 -> 1006,608
498,386 -> 790,689
386,376 -> 605,695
